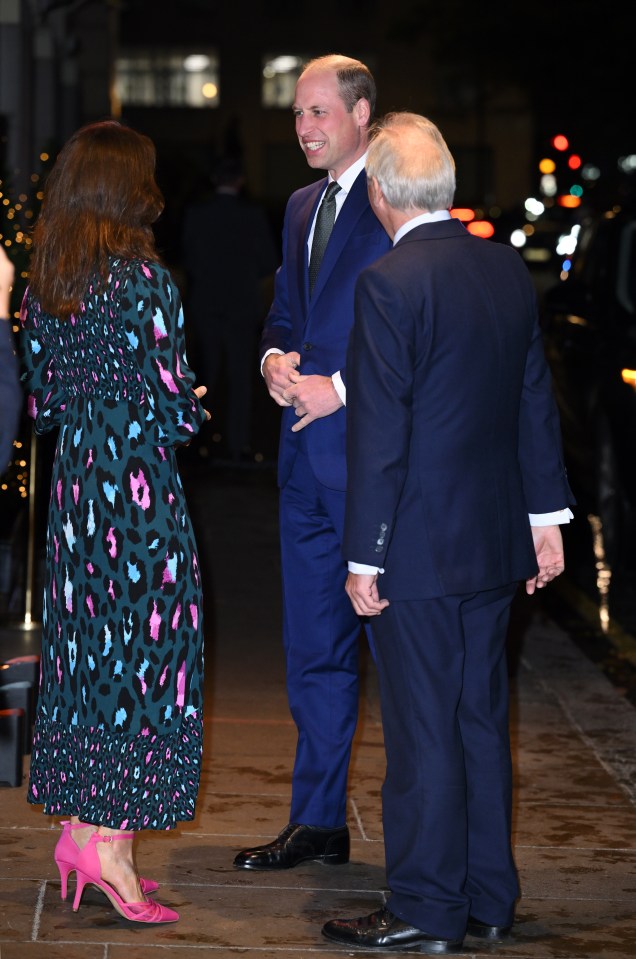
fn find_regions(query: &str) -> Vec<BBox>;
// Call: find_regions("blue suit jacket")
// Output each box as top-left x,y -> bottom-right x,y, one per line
344,219 -> 575,599
260,170 -> 391,491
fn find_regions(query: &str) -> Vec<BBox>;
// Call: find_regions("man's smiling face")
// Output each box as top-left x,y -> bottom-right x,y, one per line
293,67 -> 369,181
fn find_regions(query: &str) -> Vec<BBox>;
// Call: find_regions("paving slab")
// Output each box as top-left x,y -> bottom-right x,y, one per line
1,469 -> 635,958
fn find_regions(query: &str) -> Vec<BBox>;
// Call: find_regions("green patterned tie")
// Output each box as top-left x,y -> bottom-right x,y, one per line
309,181 -> 341,295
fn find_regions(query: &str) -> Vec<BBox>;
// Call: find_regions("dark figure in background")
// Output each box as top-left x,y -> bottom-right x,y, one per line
181,157 -> 277,462
322,112 -> 575,954
0,247 -> 21,476
233,54 -> 391,872
20,120 -> 210,925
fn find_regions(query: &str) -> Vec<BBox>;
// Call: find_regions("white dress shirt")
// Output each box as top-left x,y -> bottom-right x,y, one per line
260,153 -> 368,403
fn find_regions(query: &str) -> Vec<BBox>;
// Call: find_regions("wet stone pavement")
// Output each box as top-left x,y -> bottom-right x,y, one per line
544,514 -> 636,710
0,463 -> 635,959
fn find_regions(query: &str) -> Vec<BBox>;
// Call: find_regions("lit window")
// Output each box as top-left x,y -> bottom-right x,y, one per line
114,50 -> 219,109
262,54 -> 306,107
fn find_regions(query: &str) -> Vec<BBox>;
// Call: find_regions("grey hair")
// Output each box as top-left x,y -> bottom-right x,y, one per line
301,54 -> 377,118
366,112 -> 456,212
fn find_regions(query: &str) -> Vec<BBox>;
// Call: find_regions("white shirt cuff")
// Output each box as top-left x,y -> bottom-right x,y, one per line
348,561 -> 384,575
332,370 -> 346,405
260,347 -> 283,375
528,508 -> 574,526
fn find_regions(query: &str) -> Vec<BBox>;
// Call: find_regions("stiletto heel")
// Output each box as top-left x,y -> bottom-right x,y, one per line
54,820 -> 159,900
73,833 -> 179,924
56,857 -> 73,901
54,821 -> 85,902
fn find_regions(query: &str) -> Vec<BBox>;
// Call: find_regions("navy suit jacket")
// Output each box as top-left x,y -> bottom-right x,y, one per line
344,219 -> 574,599
260,170 -> 391,490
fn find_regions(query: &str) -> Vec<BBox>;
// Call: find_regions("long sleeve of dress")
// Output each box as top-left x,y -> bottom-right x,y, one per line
20,289 -> 67,435
121,261 -> 207,448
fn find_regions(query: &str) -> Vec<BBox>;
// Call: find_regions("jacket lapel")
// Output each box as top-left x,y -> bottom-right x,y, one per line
294,179 -> 326,314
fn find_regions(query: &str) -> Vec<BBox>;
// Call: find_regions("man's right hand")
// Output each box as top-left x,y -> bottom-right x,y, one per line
263,351 -> 301,407
525,524 -> 565,594
345,572 -> 390,617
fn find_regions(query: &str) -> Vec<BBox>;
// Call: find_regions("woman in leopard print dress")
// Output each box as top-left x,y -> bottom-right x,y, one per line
20,120 -> 210,924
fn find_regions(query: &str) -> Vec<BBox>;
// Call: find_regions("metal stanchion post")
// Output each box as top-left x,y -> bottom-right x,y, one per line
19,426 -> 40,631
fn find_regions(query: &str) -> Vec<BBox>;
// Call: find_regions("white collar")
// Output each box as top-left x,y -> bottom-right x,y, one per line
394,210 -> 452,245
327,152 -> 367,196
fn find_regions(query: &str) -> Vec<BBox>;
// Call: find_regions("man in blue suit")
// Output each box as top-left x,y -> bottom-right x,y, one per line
322,113 -> 574,952
233,55 -> 391,871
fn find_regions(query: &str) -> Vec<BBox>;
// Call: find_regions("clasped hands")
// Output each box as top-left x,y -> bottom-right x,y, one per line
263,351 -> 343,431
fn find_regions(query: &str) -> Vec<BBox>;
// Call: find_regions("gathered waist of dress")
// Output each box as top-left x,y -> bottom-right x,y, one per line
63,387 -> 145,405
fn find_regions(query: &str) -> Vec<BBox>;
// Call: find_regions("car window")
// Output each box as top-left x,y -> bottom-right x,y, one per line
616,220 -> 636,315
574,220 -> 612,294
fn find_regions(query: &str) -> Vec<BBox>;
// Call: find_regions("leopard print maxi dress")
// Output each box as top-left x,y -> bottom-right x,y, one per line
20,259 -> 207,830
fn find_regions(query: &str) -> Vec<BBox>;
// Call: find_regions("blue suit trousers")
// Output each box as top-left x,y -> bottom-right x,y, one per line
280,445 -> 367,827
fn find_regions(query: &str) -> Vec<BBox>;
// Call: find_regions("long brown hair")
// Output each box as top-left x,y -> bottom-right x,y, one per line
28,119 -> 164,319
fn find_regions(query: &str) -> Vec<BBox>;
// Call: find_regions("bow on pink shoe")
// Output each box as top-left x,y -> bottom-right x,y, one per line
54,821 -> 160,901
73,832 -> 179,924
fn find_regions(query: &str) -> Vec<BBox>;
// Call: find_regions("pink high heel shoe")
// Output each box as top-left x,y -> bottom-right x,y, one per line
73,832 -> 179,924
54,821 -> 159,901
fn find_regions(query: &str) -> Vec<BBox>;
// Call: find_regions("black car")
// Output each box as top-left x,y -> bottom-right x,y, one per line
541,204 -> 636,566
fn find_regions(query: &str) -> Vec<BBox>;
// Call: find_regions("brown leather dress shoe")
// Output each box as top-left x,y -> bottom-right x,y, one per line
322,906 -> 464,954
233,822 -> 349,870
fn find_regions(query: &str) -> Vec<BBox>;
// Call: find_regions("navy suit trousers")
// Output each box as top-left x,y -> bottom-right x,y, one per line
372,583 -> 520,939
280,445 -> 368,827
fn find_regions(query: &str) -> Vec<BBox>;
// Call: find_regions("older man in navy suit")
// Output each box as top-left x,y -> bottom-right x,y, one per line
322,113 -> 574,952
233,55 -> 391,871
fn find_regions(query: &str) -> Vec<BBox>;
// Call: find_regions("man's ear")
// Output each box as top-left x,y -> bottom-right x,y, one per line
367,176 -> 383,207
354,97 -> 371,128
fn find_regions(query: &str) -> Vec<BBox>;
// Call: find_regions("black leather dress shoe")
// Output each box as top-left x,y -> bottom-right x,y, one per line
233,822 -> 349,870
322,907 -> 464,954
466,915 -> 512,940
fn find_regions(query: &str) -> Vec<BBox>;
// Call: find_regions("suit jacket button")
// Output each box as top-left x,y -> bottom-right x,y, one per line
302,342 -> 313,351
